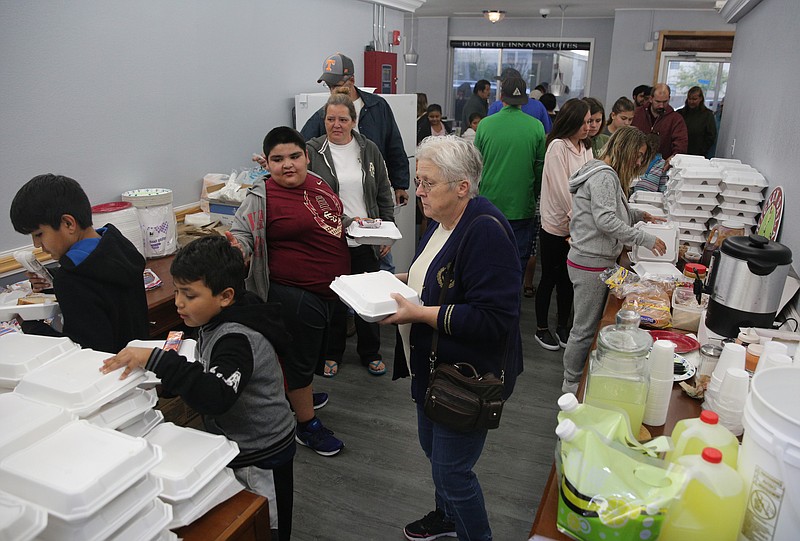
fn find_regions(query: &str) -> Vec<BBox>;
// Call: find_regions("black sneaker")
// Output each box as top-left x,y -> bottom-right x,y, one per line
312,392 -> 328,410
295,417 -> 343,457
535,329 -> 560,351
556,327 -> 570,349
403,509 -> 457,540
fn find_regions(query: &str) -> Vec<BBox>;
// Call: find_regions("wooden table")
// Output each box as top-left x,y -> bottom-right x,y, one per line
175,490 -> 271,541
528,295 -> 703,540
145,255 -> 181,338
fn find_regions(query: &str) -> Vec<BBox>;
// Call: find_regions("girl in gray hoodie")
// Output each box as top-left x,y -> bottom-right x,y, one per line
561,127 -> 667,393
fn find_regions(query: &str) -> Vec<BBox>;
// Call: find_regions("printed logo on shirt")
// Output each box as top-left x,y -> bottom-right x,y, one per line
303,189 -> 343,238
210,365 -> 242,393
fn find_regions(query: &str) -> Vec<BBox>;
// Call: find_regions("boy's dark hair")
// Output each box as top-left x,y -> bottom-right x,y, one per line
467,112 -> 484,124
170,236 -> 246,296
263,127 -> 306,158
10,174 -> 93,234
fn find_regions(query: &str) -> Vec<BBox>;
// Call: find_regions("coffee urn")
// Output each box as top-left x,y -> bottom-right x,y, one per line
705,234 -> 792,338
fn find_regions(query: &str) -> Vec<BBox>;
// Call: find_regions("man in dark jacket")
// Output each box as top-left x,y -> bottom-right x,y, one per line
461,79 -> 490,127
632,83 -> 688,162
300,52 -> 409,206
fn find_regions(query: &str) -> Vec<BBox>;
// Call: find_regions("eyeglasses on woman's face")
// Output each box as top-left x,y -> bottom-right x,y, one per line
414,177 -> 461,193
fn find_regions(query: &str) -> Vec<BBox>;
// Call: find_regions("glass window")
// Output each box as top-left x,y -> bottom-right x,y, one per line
660,55 -> 731,112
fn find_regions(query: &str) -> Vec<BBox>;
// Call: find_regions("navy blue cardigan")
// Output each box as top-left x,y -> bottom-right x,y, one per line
392,196 -> 523,402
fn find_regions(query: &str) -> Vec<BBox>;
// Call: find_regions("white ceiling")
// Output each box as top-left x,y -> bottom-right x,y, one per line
416,0 -> 722,18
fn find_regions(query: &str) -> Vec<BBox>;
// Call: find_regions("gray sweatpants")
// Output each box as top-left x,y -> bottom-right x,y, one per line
562,265 -> 609,392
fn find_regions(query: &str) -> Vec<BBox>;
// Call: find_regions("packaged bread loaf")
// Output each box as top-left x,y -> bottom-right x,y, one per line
621,283 -> 672,328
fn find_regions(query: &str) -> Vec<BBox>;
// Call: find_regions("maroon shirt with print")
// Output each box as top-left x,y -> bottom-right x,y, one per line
265,172 -> 350,299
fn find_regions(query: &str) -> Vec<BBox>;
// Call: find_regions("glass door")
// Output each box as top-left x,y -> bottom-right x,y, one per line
658,53 -> 731,111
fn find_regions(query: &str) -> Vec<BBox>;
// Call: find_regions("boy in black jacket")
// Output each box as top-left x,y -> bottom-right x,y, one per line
102,236 -> 296,541
9,174 -> 148,352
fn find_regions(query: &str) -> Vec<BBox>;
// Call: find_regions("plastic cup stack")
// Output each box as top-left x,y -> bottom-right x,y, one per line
644,340 -> 675,426
713,367 -> 750,436
755,341 -> 788,372
754,352 -> 793,375
705,342 -> 746,410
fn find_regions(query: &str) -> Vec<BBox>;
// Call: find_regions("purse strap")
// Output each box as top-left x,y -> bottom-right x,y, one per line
428,213 -> 513,382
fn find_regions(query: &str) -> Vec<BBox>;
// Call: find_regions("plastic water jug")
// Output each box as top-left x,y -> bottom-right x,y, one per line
659,448 -> 746,541
584,310 -> 652,434
666,410 -> 739,469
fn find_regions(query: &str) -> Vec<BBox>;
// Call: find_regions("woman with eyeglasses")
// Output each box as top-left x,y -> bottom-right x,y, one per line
380,135 -> 522,541
307,89 -> 395,378
561,126 -> 666,393
536,98 -> 593,352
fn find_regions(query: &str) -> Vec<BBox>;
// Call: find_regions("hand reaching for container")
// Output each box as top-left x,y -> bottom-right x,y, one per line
100,347 -> 153,379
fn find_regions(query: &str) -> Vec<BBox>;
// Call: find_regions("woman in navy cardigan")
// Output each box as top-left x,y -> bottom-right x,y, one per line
381,135 -> 522,541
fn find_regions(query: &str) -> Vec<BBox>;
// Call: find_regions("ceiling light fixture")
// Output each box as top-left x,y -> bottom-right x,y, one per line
483,10 -> 506,24
403,11 -> 418,65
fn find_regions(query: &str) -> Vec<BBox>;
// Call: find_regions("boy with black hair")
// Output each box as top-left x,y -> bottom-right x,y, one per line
9,174 -> 148,352
102,236 -> 296,541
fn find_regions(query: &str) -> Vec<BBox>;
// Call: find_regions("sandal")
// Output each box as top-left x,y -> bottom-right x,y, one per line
323,360 -> 338,378
367,360 -> 386,376
523,285 -> 535,298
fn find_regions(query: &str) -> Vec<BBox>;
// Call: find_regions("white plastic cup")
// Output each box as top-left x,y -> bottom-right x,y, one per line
717,368 -> 750,410
649,340 -> 676,379
754,353 -> 793,374
712,342 -> 746,381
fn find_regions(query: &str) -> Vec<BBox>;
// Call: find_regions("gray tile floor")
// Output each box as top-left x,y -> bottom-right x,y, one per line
291,292 -> 566,540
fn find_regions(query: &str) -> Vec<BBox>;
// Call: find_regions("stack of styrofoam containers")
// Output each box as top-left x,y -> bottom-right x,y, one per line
665,156 -> 723,252
712,159 -> 767,230
0,333 -> 79,391
144,423 -> 243,529
0,489 -> 48,541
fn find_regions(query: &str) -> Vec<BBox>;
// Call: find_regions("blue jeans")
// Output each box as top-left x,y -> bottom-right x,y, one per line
508,218 -> 532,274
416,404 -> 491,541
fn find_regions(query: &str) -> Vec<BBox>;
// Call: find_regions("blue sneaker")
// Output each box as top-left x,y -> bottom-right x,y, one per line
313,392 -> 328,410
295,417 -> 343,457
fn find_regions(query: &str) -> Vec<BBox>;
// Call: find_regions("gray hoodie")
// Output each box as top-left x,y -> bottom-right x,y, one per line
567,159 -> 657,268
229,177 -> 270,301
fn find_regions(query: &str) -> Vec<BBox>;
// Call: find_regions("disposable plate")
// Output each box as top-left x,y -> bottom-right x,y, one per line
168,468 -> 243,528
0,393 -> 74,460
330,271 -> 420,323
84,387 -> 158,429
118,408 -> 164,438
0,490 -> 47,541
0,420 -> 162,520
106,498 -> 172,541
14,348 -> 146,416
145,423 -> 239,502
346,220 -> 403,245
673,354 -> 697,382
647,331 -> 701,354
0,300 -> 61,322
0,333 -> 77,389
38,474 -> 163,541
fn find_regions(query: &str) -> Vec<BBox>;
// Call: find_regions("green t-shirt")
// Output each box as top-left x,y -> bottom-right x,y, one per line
474,106 -> 546,220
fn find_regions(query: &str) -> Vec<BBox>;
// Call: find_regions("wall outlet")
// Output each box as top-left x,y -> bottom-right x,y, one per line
644,41 -> 654,51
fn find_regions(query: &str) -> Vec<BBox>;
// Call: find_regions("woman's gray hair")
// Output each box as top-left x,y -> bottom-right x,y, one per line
416,135 -> 482,197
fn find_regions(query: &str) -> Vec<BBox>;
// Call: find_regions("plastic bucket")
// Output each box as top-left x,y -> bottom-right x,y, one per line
121,189 -> 177,258
738,366 -> 800,540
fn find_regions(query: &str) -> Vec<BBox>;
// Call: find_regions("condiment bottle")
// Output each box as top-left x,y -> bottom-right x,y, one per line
666,410 -> 739,468
584,309 -> 652,435
659,448 -> 746,541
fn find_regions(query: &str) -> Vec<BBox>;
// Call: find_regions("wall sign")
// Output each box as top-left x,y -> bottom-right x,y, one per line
450,40 -> 591,51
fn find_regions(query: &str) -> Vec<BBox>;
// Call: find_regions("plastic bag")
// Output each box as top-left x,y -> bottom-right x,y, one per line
620,281 -> 672,328
601,265 -> 639,297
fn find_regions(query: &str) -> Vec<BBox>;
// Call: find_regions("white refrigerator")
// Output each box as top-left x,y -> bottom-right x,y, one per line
294,91 -> 417,273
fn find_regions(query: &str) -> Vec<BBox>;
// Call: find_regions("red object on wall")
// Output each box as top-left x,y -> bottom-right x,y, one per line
392,30 -> 401,46
363,51 -> 397,94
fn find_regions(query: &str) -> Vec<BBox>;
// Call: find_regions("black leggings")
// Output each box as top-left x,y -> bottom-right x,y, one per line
535,229 -> 573,329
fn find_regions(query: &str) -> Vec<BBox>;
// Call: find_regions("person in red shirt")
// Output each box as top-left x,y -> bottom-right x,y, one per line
631,83 -> 688,162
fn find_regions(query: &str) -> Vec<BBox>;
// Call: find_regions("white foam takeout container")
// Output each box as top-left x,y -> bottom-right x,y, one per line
168,468 -> 243,529
631,261 -> 686,281
0,490 -> 47,541
0,393 -> 74,460
346,221 -> 403,246
83,387 -> 158,429
330,270 -> 421,323
144,422 -> 239,503
106,497 -> 172,541
126,338 -> 198,388
0,333 -> 78,389
14,348 -> 147,416
632,222 -> 679,265
0,420 -> 162,521
117,408 -> 164,438
38,474 -> 163,541
0,298 -> 61,322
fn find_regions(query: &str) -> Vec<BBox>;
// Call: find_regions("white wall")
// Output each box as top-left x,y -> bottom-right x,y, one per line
717,0 -> 800,260
0,0 -> 403,253
410,16 -> 615,114
606,9 -> 735,107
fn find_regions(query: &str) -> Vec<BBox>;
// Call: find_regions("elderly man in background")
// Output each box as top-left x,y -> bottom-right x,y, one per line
632,83 -> 688,162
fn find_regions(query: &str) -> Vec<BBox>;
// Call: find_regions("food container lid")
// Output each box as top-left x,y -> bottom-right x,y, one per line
684,263 -> 707,275
0,393 -> 74,460
721,234 -> 792,267
168,468 -> 243,529
83,387 -> 158,430
105,497 -> 172,541
144,423 -> 239,502
633,222 -> 679,264
14,349 -> 147,416
117,408 -> 164,438
91,202 -> 133,213
330,271 -> 420,323
0,490 -> 47,541
0,334 -> 77,388
0,420 -> 162,520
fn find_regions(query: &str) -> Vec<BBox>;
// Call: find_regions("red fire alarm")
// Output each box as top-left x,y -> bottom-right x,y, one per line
392,30 -> 401,46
